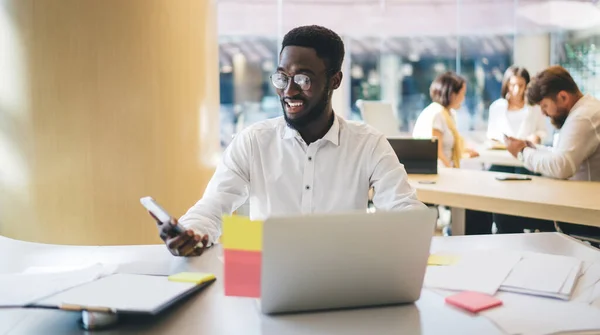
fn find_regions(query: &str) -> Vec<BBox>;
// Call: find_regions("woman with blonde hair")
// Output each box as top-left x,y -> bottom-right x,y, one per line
413,72 -> 489,235
413,71 -> 478,167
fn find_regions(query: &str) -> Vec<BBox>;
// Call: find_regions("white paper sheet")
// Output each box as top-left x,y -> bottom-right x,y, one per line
482,291 -> 600,335
591,282 -> 600,309
572,261 -> 600,303
573,285 -> 596,304
423,250 -> 522,295
578,261 -> 600,292
501,253 -> 581,295
35,273 -> 198,313
0,264 -> 112,307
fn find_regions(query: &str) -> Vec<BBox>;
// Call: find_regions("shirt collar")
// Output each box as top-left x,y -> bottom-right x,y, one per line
282,114 -> 341,146
571,94 -> 591,112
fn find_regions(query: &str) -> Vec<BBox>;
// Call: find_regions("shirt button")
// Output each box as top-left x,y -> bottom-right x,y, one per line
308,156 -> 312,161
305,185 -> 311,190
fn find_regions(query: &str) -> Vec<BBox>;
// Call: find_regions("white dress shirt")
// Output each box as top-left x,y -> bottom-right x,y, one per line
179,114 -> 425,244
522,95 -> 600,181
487,99 -> 548,142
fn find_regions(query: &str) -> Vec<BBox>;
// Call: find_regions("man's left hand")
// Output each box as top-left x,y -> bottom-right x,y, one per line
504,136 -> 527,158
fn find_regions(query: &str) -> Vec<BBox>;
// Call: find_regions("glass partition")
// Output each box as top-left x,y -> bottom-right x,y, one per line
217,0 -> 600,146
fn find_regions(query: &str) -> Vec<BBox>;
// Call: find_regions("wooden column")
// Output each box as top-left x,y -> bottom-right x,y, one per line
0,0 -> 220,245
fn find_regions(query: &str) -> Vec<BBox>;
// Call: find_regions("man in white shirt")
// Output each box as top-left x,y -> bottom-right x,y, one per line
505,65 -> 600,238
159,25 -> 425,257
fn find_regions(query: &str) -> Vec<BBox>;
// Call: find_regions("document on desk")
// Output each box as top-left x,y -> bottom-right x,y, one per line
572,261 -> 600,303
500,252 -> 582,300
0,264 -> 112,307
424,250 -> 522,295
35,273 -> 204,314
482,291 -> 600,335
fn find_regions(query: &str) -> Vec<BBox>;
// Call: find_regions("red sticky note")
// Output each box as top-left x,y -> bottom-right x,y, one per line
445,291 -> 502,313
224,249 -> 261,298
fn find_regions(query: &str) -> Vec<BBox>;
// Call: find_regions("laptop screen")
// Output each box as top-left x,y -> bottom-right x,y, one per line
387,138 -> 438,174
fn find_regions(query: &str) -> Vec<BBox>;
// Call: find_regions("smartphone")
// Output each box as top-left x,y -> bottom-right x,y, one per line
140,196 -> 185,235
495,175 -> 532,181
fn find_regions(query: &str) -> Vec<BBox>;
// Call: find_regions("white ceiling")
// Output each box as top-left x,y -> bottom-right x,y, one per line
217,0 -> 600,37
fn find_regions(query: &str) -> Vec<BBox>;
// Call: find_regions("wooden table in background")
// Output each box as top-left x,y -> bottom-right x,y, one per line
408,168 -> 600,235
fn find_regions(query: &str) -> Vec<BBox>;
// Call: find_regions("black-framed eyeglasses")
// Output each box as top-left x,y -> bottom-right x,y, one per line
270,73 -> 312,91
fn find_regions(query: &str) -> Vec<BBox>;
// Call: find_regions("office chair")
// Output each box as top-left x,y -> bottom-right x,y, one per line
358,101 -> 401,137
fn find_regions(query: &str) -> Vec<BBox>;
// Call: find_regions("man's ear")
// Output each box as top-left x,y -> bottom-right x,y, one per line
331,72 -> 343,90
557,91 -> 569,104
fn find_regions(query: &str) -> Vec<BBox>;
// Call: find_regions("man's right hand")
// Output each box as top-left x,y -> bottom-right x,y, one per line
158,217 -> 209,257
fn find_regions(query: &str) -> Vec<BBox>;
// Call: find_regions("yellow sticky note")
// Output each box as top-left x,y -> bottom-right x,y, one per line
222,215 -> 263,251
168,272 -> 216,284
428,254 -> 460,266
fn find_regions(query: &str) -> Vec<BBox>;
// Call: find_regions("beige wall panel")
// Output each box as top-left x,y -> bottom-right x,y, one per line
0,0 -> 220,245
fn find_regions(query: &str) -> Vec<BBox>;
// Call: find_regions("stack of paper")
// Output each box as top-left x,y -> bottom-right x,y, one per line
424,250 -> 522,295
500,252 -> 582,300
0,263 -> 115,307
424,250 -> 584,300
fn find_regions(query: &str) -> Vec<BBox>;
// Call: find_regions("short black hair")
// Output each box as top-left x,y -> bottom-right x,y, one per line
281,25 -> 345,74
526,65 -> 581,104
501,66 -> 530,99
429,71 -> 466,108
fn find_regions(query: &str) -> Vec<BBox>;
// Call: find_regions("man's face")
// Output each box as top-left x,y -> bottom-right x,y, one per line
539,93 -> 570,129
273,46 -> 334,129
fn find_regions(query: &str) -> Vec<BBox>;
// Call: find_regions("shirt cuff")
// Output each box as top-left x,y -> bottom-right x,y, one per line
521,147 -> 535,164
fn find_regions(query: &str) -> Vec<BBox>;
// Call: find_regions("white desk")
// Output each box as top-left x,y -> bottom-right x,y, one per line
409,168 -> 600,235
1,233 -> 599,334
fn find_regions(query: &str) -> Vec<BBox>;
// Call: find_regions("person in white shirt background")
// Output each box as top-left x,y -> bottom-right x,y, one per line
156,25 -> 425,257
487,66 -> 548,175
487,66 -> 555,234
413,72 -> 493,236
505,65 -> 600,241
412,71 -> 479,168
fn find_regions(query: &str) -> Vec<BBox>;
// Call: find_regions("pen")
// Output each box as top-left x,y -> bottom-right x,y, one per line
59,303 -> 115,313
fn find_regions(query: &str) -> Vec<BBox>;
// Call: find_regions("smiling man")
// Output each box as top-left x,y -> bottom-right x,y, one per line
157,25 -> 425,257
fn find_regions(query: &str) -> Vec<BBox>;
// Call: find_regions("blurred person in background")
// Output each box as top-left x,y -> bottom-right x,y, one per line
413,72 -> 490,236
487,65 -> 548,175
505,65 -> 600,242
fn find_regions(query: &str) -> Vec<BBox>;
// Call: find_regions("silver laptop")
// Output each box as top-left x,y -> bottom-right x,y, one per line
260,207 -> 437,314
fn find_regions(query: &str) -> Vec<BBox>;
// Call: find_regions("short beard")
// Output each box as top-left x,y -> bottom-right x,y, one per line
282,78 -> 331,130
550,108 -> 570,129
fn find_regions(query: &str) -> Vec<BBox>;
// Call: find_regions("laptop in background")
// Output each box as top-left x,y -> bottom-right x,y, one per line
387,138 -> 438,174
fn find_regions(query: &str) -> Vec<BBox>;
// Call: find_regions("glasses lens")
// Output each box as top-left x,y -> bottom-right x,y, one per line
271,73 -> 288,89
294,74 -> 311,90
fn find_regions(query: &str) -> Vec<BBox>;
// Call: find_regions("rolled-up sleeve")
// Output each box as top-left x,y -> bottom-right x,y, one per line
523,116 -> 600,179
178,131 -> 252,244
369,135 -> 426,210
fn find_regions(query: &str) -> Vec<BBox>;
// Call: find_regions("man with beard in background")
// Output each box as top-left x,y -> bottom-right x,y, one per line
159,25 -> 425,257
505,65 -> 600,241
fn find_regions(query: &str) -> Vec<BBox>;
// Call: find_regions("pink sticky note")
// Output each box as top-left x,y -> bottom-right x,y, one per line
445,291 -> 502,313
224,249 -> 261,298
